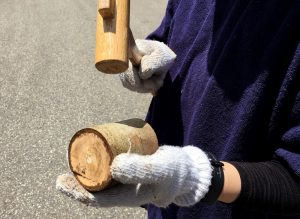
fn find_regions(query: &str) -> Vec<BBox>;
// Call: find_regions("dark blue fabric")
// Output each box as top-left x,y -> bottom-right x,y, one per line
145,0 -> 300,218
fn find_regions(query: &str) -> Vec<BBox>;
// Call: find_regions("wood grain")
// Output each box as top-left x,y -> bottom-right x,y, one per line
99,0 -> 115,18
95,0 -> 129,73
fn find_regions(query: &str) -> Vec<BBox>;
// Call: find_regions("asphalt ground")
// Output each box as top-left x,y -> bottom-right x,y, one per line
0,0 -> 167,218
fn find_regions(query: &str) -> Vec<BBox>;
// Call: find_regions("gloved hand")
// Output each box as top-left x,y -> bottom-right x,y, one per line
120,40 -> 176,93
56,146 -> 213,208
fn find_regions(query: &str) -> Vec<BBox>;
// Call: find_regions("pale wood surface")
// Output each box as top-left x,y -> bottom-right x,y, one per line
69,132 -> 113,191
99,0 -> 115,18
95,0 -> 129,73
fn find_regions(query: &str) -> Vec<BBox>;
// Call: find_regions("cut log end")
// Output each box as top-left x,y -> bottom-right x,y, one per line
68,129 -> 113,191
95,60 -> 128,74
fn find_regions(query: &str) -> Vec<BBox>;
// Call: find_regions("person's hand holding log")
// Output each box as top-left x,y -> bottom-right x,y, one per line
56,145 -> 213,207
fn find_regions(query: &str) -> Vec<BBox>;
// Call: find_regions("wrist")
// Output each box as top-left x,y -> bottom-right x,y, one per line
201,153 -> 225,204
217,162 -> 241,203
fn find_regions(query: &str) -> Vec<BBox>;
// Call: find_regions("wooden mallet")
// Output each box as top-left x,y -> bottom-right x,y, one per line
95,0 -> 143,73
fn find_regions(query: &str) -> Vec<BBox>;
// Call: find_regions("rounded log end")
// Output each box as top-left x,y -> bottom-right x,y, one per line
95,60 -> 128,74
68,129 -> 113,192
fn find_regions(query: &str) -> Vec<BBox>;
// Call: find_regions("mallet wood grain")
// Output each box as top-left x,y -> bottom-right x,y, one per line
95,0 -> 144,73
68,119 -> 158,192
99,0 -> 115,18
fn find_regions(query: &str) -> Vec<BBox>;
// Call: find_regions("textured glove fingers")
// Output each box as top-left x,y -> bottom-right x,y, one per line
111,146 -> 185,185
136,39 -> 176,80
119,66 -> 164,94
119,39 -> 176,94
56,173 -> 156,207
56,173 -> 96,204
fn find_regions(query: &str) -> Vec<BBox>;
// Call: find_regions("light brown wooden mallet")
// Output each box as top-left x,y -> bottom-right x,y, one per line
95,0 -> 143,73
68,119 -> 158,192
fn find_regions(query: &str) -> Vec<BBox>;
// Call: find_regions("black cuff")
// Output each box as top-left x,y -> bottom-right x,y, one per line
231,160 -> 300,215
201,153 -> 224,204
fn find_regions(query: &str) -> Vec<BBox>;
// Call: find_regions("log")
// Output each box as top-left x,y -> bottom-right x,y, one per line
68,118 -> 158,191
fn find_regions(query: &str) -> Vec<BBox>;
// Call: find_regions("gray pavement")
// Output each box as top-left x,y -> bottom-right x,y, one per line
0,0 -> 167,218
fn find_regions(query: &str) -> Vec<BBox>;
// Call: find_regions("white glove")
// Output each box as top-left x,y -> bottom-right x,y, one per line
120,40 -> 176,93
56,146 -> 213,208
56,146 -> 213,207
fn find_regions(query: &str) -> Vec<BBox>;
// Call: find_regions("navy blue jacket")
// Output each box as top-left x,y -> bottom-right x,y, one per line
145,0 -> 300,218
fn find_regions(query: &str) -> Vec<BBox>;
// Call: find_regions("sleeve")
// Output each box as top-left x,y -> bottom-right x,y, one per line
275,105 -> 300,179
274,44 -> 300,178
230,44 -> 300,216
146,0 -> 181,43
231,160 -> 300,215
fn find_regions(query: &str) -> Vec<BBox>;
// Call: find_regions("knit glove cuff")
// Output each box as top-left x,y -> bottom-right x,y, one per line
173,146 -> 213,206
